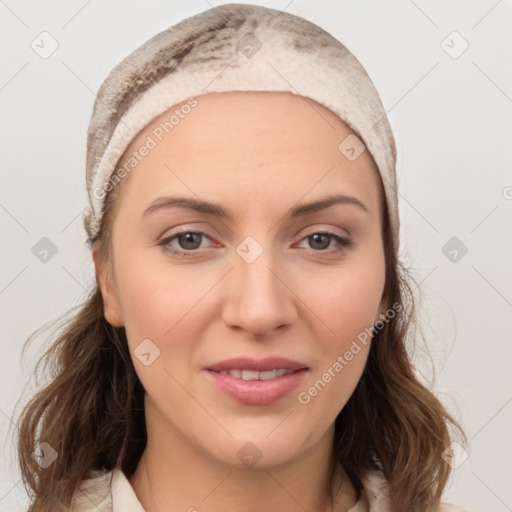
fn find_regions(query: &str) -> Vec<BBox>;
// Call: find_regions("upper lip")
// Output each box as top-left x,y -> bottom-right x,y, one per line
205,357 -> 308,372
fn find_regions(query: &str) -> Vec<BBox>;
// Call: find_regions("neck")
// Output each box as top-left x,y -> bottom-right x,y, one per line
128,399 -> 358,512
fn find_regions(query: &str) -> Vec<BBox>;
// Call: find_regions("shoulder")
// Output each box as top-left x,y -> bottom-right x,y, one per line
70,469 -> 113,512
360,470 -> 470,512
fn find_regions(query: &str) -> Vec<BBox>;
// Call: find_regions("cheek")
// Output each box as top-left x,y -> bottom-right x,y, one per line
299,259 -> 385,346
293,252 -> 384,413
294,269 -> 381,433
114,258 -> 207,398
113,242 -> 207,337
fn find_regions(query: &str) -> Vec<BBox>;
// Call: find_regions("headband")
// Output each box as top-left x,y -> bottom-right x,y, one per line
84,3 -> 399,252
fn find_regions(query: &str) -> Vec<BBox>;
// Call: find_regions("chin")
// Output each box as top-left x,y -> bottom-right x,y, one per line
200,425 -> 318,470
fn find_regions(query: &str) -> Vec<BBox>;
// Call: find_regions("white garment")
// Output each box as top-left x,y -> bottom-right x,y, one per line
71,468 -> 469,512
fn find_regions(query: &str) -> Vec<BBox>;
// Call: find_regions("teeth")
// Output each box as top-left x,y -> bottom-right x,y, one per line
216,369 -> 295,380
241,370 -> 260,380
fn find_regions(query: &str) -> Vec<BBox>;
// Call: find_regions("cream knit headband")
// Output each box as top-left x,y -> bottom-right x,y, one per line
84,3 -> 399,252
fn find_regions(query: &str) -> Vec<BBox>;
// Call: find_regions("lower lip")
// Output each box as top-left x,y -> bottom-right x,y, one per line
205,369 -> 308,406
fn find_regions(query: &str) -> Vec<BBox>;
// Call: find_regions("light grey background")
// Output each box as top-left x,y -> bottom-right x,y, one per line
1,1 -> 511,510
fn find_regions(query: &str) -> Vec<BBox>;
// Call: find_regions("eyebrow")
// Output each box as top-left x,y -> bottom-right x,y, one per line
142,193 -> 370,221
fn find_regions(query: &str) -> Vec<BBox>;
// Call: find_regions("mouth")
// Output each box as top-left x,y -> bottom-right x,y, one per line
204,357 -> 309,405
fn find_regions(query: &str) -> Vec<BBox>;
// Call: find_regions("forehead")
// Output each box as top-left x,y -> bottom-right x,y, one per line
115,91 -> 382,218
136,91 -> 373,159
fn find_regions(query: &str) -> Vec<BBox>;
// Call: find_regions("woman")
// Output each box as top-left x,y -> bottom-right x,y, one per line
17,4 -> 467,511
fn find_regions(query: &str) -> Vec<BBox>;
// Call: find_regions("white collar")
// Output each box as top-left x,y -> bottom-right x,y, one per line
111,469 -> 145,511
75,467 -> 466,512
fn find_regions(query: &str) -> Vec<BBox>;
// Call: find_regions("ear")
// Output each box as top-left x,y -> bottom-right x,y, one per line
92,242 -> 124,328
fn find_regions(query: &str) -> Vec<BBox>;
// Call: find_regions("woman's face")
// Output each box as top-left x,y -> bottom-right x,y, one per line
96,91 -> 387,468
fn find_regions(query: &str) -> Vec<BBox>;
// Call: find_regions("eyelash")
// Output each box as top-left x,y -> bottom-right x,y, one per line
157,230 -> 353,258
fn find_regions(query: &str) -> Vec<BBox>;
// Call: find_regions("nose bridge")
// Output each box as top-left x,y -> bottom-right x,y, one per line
223,234 -> 296,336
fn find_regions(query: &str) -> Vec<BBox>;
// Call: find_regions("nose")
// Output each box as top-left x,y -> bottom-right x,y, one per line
222,246 -> 298,339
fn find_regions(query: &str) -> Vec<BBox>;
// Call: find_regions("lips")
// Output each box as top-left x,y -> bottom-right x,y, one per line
204,357 -> 309,405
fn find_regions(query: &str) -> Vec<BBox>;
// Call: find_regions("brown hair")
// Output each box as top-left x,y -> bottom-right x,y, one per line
16,162 -> 465,512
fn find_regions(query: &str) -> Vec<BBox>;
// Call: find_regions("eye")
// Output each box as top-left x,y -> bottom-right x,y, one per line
296,232 -> 352,254
158,230 -> 215,257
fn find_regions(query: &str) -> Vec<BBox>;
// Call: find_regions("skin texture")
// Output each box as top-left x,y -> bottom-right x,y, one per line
93,91 -> 387,512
